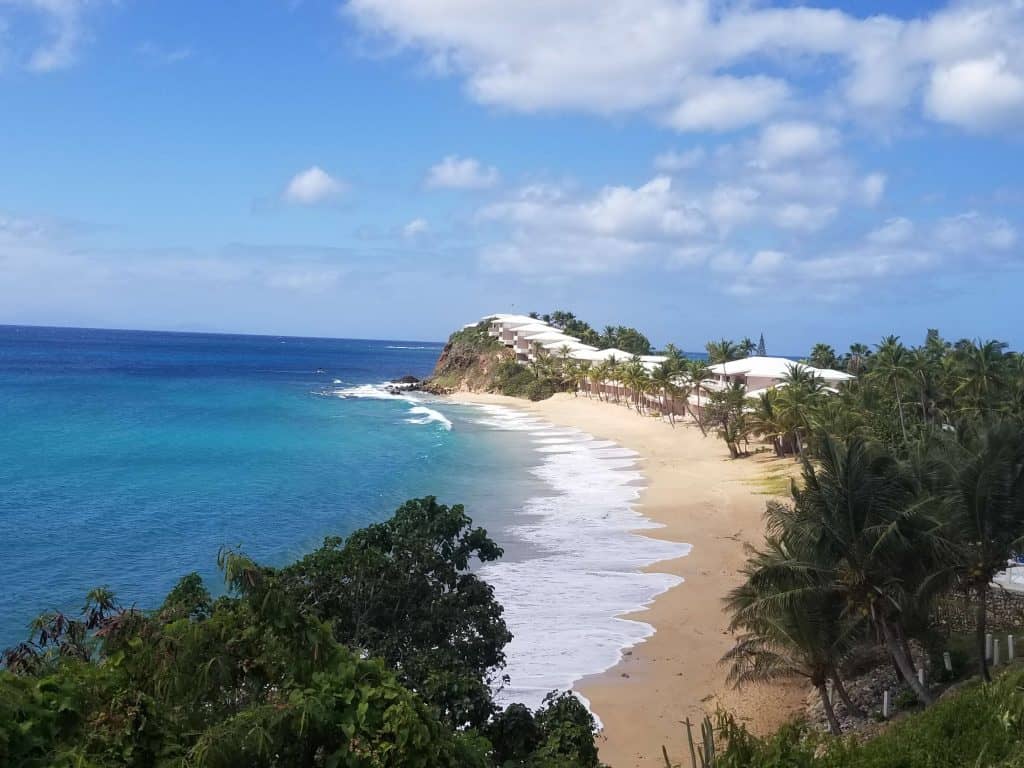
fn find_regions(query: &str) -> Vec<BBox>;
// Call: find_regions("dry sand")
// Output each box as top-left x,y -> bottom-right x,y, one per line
447,392 -> 805,767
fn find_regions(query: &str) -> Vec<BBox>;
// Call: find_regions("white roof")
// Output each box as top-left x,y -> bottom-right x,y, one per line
484,313 -> 537,323
640,355 -> 667,364
511,323 -> 556,336
541,339 -> 595,351
707,356 -> 852,382
522,331 -> 578,343
569,347 -> 636,362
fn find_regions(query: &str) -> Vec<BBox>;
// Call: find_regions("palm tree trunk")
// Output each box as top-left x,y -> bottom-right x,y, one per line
694,389 -> 707,436
977,582 -> 991,682
817,682 -> 842,735
894,383 -> 908,442
831,673 -> 865,718
880,617 -> 933,704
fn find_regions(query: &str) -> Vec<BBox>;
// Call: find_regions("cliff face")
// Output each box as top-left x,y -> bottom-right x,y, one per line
426,324 -> 514,393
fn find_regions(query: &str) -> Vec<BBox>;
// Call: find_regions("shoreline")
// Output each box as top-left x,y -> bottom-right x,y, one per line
446,391 -> 804,767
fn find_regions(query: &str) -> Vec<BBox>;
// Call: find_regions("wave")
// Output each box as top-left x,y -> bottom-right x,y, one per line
331,383 -> 452,431
467,404 -> 691,713
404,405 -> 453,430
384,345 -> 438,350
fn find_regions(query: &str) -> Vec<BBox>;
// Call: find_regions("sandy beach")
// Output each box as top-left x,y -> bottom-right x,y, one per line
448,391 -> 805,767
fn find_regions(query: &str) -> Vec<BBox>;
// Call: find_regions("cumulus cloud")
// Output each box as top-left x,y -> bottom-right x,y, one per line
282,166 -> 346,205
403,218 -> 429,238
426,155 -> 500,189
868,217 -> 915,245
935,212 -> 1018,252
926,54 -> 1024,132
1,0 -> 98,72
756,121 -> 839,166
345,0 -> 1024,134
653,147 -> 705,173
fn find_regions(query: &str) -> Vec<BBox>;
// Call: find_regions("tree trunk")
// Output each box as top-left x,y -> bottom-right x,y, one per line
817,682 -> 842,735
880,617 -> 933,704
894,383 -> 908,442
831,673 -> 865,718
977,582 -> 991,682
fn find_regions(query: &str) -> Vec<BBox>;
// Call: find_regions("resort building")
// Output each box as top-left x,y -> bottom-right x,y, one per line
704,356 -> 854,394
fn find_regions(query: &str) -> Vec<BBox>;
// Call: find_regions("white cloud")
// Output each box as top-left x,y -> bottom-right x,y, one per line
936,212 -> 1018,252
426,155 -> 500,189
479,176 -> 706,274
137,41 -> 194,63
403,217 -> 429,238
749,249 -> 786,274
774,203 -> 836,232
346,0 -> 1024,134
868,217 -> 915,244
666,76 -> 790,132
653,147 -> 705,173
756,121 -> 838,166
0,0 -> 95,72
859,173 -> 887,207
282,166 -> 346,205
925,54 -> 1024,132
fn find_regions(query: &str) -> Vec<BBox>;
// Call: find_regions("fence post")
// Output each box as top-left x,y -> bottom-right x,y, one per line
986,632 -> 994,660
882,690 -> 890,719
994,638 -> 1001,667
943,651 -> 953,672
1009,635 -> 1015,662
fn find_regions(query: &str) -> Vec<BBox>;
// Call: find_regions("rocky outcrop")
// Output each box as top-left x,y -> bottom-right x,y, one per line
425,324 -> 513,394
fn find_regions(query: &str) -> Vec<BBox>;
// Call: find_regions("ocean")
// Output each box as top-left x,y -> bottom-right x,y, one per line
0,325 -> 688,709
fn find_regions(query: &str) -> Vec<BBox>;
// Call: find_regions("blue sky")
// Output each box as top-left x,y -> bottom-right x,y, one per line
1,0 -> 1022,354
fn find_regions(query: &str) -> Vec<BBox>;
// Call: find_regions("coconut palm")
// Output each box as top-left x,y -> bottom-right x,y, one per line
846,343 -> 871,376
591,360 -> 610,401
738,337 -> 757,358
789,433 -> 942,704
687,359 -> 712,436
953,339 -> 1008,415
747,389 -> 786,456
725,532 -> 864,733
934,422 -> 1024,681
869,335 -> 913,443
808,343 -> 839,370
577,360 -> 593,398
774,365 -> 825,459
706,338 -> 741,364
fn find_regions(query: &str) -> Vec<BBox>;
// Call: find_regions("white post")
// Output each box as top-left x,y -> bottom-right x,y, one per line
986,632 -> 994,660
943,651 -> 953,672
883,690 -> 891,719
917,667 -> 925,686
1009,635 -> 1015,662
994,638 -> 1001,667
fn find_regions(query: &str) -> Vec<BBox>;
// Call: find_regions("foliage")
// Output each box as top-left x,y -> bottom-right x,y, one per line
280,497 -> 511,730
0,500 -> 602,768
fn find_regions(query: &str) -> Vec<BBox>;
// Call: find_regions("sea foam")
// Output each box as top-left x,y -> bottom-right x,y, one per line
331,383 -> 452,431
467,403 -> 691,712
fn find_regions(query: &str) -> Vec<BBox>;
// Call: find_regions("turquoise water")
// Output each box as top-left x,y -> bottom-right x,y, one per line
1,324 -> 691,710
0,325 -> 543,650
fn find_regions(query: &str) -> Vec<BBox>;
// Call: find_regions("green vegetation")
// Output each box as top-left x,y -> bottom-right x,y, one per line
666,668 -> 1024,767
531,310 -> 652,355
0,498 -> 602,767
702,329 -> 1024,764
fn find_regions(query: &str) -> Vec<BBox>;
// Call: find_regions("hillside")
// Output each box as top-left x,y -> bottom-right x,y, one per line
425,322 -> 561,400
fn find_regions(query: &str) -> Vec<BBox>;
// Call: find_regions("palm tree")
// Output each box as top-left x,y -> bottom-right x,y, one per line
591,360 -> 610,401
577,360 -> 593,398
774,365 -> 825,459
738,337 -> 757,358
869,335 -> 913,443
687,359 -> 712,436
846,343 -> 870,376
953,339 -> 1008,415
789,433 -> 941,704
935,422 -> 1024,681
747,389 -> 785,456
650,363 -> 675,424
706,338 -> 741,364
606,355 -> 622,403
725,532 -> 863,733
808,343 -> 839,370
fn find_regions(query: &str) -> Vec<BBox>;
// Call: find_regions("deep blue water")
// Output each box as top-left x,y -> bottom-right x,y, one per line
0,325 -> 543,650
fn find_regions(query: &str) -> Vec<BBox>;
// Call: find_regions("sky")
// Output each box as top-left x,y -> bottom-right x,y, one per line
0,0 -> 1022,353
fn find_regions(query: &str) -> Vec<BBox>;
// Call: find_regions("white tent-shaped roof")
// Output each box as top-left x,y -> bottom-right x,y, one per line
707,356 -> 852,383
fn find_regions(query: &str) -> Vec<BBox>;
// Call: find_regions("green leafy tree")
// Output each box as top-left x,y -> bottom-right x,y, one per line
279,497 -> 511,729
